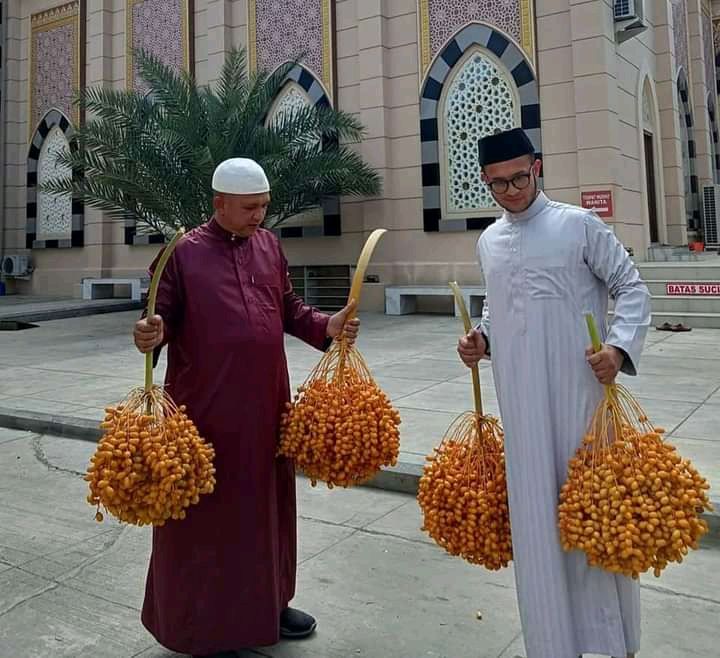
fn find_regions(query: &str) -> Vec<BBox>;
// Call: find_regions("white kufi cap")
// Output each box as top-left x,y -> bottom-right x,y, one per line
212,157 -> 270,195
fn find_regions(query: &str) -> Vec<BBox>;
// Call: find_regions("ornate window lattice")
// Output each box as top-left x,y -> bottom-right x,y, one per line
269,83 -> 309,126
443,51 -> 518,213
642,86 -> 653,129
36,126 -> 73,240
268,83 -> 323,227
679,104 -> 693,224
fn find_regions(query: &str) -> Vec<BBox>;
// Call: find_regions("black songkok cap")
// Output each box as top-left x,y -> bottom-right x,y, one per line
478,127 -> 535,167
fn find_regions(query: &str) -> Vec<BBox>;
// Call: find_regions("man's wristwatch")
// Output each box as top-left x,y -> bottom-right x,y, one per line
481,331 -> 490,357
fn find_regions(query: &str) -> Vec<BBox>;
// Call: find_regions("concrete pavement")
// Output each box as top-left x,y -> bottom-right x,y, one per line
0,310 -> 719,656
0,311 -> 718,513
0,428 -> 718,658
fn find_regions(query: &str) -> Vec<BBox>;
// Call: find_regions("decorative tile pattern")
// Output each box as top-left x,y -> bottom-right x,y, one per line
671,0 -> 689,77
249,0 -> 333,99
429,0 -> 521,58
642,85 -> 653,129
270,84 -> 310,124
419,23 -> 541,233
127,0 -> 189,91
30,2 -> 79,135
257,0 -> 322,76
420,0 -> 534,76
445,52 -> 517,210
36,127 -> 73,241
702,11 -> 715,96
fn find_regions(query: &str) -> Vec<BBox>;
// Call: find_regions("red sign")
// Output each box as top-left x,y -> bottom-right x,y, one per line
666,282 -> 720,296
581,190 -> 614,217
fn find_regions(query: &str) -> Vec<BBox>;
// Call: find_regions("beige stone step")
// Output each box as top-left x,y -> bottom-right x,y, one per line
650,295 -> 720,314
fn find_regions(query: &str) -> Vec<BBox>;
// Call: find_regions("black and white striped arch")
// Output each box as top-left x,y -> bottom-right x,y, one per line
26,110 -> 84,249
273,64 -> 341,240
420,23 -> 542,233
677,70 -> 700,230
708,96 -> 720,183
123,65 -> 342,244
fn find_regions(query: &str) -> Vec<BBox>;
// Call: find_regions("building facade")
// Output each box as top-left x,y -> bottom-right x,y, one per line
0,0 -> 718,302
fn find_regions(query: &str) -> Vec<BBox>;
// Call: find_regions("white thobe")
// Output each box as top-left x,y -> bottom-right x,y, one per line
476,193 -> 651,658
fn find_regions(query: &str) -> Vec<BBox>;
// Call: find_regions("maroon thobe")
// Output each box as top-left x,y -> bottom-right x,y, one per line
140,218 -> 330,654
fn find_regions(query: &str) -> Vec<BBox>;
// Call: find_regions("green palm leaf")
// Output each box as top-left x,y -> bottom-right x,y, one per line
40,47 -> 381,234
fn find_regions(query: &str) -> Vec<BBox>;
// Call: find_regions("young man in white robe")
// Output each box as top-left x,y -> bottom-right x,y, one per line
457,127 -> 651,658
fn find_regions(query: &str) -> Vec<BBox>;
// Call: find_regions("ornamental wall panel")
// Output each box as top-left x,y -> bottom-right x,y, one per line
29,1 -> 82,137
702,6 -> 716,99
126,0 -> 193,91
248,0 -> 334,102
418,0 -> 536,78
672,0 -> 690,78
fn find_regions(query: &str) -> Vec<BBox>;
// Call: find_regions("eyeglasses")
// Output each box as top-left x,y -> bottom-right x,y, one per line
486,170 -> 534,194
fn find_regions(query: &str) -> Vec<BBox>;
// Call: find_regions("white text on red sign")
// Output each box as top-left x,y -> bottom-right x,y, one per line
666,282 -> 720,296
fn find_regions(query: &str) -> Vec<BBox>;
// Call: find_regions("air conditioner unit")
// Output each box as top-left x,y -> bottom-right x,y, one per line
614,0 -> 642,21
1,255 -> 30,277
614,1 -> 647,43
701,184 -> 720,247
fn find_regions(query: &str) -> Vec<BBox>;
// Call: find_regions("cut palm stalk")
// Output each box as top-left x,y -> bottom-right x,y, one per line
449,281 -> 483,416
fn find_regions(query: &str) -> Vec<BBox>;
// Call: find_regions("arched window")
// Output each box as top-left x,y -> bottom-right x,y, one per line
419,23 -> 541,232
708,99 -> 720,184
677,72 -> 698,230
36,126 -> 73,241
267,81 -> 323,229
440,48 -> 520,218
269,82 -> 311,124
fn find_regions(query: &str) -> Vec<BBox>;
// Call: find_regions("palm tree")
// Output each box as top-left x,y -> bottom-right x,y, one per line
43,48 -> 381,234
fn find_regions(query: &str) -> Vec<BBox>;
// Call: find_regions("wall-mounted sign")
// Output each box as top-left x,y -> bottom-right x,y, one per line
581,190 -> 614,218
666,282 -> 720,296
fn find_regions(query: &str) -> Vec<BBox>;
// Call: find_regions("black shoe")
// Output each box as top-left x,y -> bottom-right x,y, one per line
279,607 -> 317,639
191,652 -> 237,658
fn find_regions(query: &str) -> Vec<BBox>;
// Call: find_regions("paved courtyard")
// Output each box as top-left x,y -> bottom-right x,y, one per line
0,310 -> 718,657
0,311 -> 718,500
0,428 -> 718,658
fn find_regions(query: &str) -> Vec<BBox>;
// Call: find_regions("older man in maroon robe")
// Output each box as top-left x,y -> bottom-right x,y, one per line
133,158 -> 359,658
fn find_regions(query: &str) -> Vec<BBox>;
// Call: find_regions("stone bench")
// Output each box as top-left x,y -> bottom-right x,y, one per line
385,285 -> 486,317
81,278 -> 145,302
